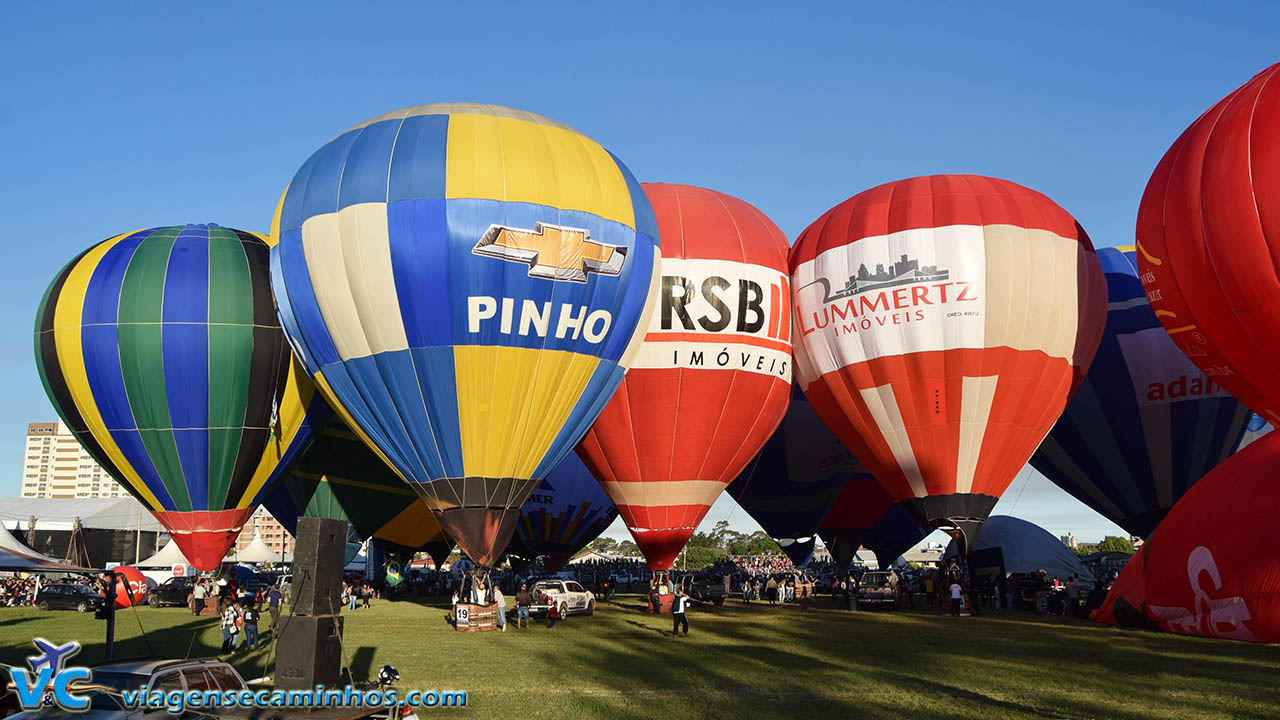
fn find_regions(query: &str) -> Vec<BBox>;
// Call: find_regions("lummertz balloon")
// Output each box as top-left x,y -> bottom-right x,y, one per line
1031,246 -> 1250,538
790,175 -> 1107,543
36,225 -> 324,570
1136,63 -> 1280,429
726,387 -> 856,567
577,183 -> 792,570
270,104 -> 660,567
507,453 -> 618,573
261,415 -> 450,553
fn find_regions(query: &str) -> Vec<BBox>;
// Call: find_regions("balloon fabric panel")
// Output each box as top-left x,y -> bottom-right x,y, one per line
270,104 -> 659,566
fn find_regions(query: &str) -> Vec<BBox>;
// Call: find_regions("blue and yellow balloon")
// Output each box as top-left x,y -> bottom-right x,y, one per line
270,103 -> 660,566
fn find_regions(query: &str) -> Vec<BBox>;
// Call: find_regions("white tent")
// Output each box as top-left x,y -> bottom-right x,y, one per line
946,515 -> 1094,582
0,496 -> 162,532
0,523 -> 89,572
226,534 -> 282,564
136,540 -> 190,568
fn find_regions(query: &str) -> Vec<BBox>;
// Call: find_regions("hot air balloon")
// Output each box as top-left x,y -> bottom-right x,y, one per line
726,387 -> 856,567
577,183 -> 792,570
261,415 -> 451,554
270,104 -> 659,569
1030,246 -> 1250,538
507,453 -> 618,573
791,175 -> 1107,545
817,468 -> 894,568
1093,431 -> 1280,643
35,224 -> 324,570
859,504 -> 931,570
1136,63 -> 1280,430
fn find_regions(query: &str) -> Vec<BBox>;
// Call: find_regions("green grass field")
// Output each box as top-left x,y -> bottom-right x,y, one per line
2,594 -> 1278,719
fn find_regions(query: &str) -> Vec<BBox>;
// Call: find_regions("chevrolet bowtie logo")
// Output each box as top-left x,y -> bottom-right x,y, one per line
473,222 -> 626,283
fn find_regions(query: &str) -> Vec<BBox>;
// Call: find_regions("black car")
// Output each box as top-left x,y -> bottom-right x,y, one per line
34,584 -> 106,612
147,576 -> 196,607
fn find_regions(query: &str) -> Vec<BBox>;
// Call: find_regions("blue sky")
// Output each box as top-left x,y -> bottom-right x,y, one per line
3,2 -> 1276,544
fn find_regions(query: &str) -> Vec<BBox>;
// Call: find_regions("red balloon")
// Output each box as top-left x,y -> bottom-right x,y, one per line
1093,431 -> 1280,642
790,175 -> 1106,541
110,565 -> 148,608
577,183 -> 792,570
1136,63 -> 1280,426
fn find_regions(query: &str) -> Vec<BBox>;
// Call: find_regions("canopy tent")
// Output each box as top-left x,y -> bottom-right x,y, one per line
136,540 -> 190,568
0,496 -> 162,532
225,534 -> 286,564
0,522 -> 92,572
946,515 -> 1094,582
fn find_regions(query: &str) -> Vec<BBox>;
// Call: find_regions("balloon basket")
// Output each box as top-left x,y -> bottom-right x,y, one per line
454,602 -> 500,632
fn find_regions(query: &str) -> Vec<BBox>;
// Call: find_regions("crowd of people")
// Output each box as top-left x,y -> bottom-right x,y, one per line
0,575 -> 108,606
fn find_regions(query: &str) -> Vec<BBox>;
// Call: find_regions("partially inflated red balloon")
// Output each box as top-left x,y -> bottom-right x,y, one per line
1094,431 -> 1280,643
1137,63 -> 1280,427
111,565 -> 148,608
791,175 -> 1106,542
577,183 -> 792,570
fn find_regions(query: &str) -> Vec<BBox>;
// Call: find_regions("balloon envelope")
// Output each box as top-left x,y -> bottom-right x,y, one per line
818,468 -> 895,568
578,183 -> 792,570
270,103 -> 660,566
261,415 -> 449,553
727,387 -> 855,567
35,225 -> 323,570
508,453 -> 618,572
1093,431 -> 1280,643
790,175 -> 1106,541
112,565 -> 148,608
861,503 -> 931,570
1031,246 -> 1250,538
1137,62 -> 1280,427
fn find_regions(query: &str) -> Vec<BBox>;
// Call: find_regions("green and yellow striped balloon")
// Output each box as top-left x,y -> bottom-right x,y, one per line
35,224 -> 326,569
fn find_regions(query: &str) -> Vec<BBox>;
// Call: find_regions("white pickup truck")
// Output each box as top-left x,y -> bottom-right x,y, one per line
530,579 -> 596,617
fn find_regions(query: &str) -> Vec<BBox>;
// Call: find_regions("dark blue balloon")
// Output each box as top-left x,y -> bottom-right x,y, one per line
727,388 -> 857,567
508,453 -> 618,571
1031,246 -> 1250,538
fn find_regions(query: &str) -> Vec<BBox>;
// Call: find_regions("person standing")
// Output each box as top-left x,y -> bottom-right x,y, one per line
799,585 -> 809,611
191,579 -> 206,616
846,573 -> 859,612
494,585 -> 507,632
515,582 -> 532,630
671,591 -> 690,637
242,601 -> 261,650
220,600 -> 240,653
742,578 -> 753,604
266,585 -> 283,631
765,576 -> 778,606
949,580 -> 963,617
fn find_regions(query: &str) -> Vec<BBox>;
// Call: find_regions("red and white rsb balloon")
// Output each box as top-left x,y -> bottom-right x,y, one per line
790,174 -> 1106,541
577,183 -> 792,570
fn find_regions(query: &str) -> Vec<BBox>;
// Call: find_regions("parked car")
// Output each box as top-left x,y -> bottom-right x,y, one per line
146,576 -> 196,608
530,579 -> 596,617
7,658 -> 247,720
855,571 -> 899,607
678,574 -> 727,606
34,584 -> 106,613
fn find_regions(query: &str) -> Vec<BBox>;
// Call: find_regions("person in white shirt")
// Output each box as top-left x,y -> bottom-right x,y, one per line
494,586 -> 507,632
949,581 -> 963,616
672,591 -> 691,637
